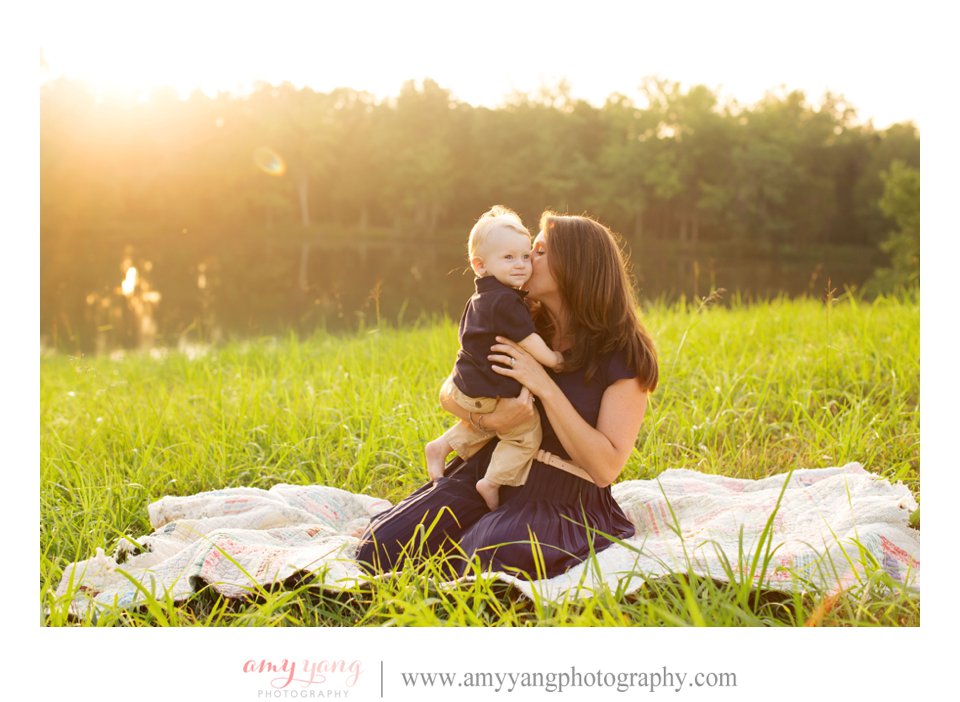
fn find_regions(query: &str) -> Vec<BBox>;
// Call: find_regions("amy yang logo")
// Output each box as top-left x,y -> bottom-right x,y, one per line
242,657 -> 362,698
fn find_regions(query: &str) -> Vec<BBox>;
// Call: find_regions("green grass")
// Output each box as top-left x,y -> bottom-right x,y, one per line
40,293 -> 920,626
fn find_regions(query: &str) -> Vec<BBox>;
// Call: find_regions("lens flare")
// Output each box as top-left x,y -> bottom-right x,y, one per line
253,147 -> 286,176
121,267 -> 138,297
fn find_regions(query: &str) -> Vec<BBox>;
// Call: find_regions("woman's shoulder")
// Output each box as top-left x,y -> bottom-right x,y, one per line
601,345 -> 637,387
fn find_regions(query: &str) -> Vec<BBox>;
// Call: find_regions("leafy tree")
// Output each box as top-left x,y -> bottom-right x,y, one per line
869,160 -> 920,291
382,79 -> 458,234
39,76 -> 922,348
851,122 -> 921,245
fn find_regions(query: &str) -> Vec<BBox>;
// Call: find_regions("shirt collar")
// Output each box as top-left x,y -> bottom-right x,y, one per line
475,276 -> 527,297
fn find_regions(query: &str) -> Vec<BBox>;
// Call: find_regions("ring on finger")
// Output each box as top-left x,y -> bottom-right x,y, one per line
510,357 -> 515,367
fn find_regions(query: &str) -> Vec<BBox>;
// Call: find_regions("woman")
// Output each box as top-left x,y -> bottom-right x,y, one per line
356,211 -> 659,579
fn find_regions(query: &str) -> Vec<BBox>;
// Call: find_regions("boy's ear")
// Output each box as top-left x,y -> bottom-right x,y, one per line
470,256 -> 486,277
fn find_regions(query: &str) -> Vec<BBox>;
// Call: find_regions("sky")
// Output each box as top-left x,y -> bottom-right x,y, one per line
38,0 -> 923,128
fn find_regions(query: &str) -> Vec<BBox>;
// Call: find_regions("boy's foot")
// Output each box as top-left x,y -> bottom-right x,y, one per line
425,439 -> 451,482
475,478 -> 500,511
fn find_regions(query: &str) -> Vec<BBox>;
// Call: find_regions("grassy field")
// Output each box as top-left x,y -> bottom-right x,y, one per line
40,293 -> 920,626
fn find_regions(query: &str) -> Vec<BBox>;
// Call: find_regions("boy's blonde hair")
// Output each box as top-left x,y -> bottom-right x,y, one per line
468,205 -> 530,260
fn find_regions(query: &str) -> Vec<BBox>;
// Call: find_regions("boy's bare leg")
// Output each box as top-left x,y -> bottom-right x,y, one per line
427,419 -> 486,482
425,436 -> 453,482
475,477 -> 501,511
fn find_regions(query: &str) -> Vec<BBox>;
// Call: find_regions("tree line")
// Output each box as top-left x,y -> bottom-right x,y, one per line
40,77 -> 919,351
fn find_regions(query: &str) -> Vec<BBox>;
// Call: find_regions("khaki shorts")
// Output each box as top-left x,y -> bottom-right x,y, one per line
442,377 -> 542,487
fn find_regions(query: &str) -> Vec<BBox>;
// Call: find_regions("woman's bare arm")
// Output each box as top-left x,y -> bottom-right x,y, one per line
489,337 -> 647,488
536,377 -> 647,488
438,376 -> 538,433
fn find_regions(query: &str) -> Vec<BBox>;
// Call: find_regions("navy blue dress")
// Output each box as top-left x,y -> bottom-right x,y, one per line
356,349 -> 638,579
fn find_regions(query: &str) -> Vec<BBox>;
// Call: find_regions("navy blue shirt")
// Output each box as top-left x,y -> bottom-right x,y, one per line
451,276 -> 537,399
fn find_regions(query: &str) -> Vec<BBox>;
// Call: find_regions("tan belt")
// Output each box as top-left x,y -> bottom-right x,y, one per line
536,449 -> 595,484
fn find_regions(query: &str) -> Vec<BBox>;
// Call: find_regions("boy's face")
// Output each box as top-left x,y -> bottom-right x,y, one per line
471,226 -> 532,288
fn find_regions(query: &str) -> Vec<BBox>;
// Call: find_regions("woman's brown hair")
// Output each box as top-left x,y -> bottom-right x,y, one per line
534,212 -> 659,392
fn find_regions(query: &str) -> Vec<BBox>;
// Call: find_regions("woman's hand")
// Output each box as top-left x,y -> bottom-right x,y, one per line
482,386 -> 537,434
438,375 -> 537,434
491,336 -> 649,488
488,336 -> 556,399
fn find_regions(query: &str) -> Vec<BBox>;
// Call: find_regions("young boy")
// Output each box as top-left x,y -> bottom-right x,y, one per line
425,206 -> 563,511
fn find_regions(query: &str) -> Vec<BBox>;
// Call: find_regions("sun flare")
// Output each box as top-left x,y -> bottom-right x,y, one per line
42,40 -> 227,100
40,2 -> 263,100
